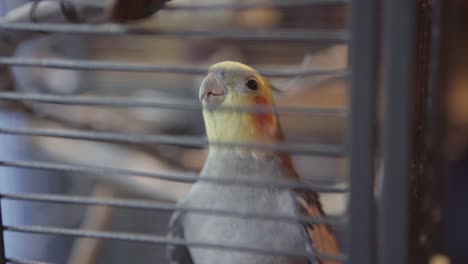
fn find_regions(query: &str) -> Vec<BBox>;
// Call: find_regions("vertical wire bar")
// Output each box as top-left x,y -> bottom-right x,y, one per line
426,0 -> 454,260
380,0 -> 417,264
0,199 -> 5,264
422,0 -> 445,257
346,0 -> 379,263
0,0 -> 13,259
408,0 -> 442,262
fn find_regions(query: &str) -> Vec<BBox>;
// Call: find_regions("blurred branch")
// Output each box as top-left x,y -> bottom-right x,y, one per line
23,108 -> 189,169
67,183 -> 115,264
33,122 -> 192,202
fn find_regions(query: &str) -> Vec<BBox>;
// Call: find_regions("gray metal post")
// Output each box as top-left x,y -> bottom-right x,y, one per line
347,0 -> 379,263
380,0 -> 417,264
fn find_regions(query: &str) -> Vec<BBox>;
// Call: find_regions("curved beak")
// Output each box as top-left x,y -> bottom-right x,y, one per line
199,72 -> 226,107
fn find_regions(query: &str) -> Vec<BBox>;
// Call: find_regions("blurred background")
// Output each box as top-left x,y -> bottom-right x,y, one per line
0,1 -> 348,263
0,0 -> 467,263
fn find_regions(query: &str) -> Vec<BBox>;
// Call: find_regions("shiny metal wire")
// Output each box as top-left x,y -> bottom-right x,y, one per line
0,23 -> 347,42
0,0 -> 350,263
0,57 -> 348,78
4,225 -> 346,261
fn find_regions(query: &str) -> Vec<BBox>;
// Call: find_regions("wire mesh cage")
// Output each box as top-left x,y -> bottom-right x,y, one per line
0,0 -> 447,264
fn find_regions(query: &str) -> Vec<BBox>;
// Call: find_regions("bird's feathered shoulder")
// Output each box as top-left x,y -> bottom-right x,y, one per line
293,189 -> 342,264
167,210 -> 194,264
267,113 -> 342,263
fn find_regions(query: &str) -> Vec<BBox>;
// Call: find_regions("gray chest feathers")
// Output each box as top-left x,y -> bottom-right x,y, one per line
181,151 -> 310,264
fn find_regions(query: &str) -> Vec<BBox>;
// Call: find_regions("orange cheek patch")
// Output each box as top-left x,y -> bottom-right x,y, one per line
252,95 -> 276,136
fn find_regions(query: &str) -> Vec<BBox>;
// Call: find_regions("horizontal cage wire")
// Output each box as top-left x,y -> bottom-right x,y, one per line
0,160 -> 348,192
4,225 -> 345,261
0,57 -> 348,78
0,0 -> 351,263
0,192 -> 346,225
162,0 -> 348,10
35,0 -> 348,11
6,258 -> 53,264
0,92 -> 347,115
0,23 -> 348,42
0,127 -> 345,156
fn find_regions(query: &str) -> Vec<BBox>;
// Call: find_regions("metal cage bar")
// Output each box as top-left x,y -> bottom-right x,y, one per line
0,1 -> 353,263
0,192 -> 346,226
0,57 -> 348,78
6,258 -> 53,264
4,225 -> 346,262
407,1 -> 445,262
422,0 -> 446,257
0,199 -> 5,264
0,92 -> 346,116
26,0 -> 348,12
380,0 -> 417,264
0,127 -> 344,156
346,0 -> 379,263
0,23 -> 347,42
163,0 -> 348,11
0,159 -> 348,192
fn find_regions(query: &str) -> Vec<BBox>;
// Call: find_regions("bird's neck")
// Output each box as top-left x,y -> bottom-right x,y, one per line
203,110 -> 280,147
201,110 -> 299,180
201,146 -> 296,181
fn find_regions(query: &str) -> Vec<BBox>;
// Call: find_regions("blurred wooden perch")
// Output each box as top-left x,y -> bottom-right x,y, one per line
67,183 -> 115,264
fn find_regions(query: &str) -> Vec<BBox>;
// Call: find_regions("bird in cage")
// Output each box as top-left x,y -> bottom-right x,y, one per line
167,61 -> 341,264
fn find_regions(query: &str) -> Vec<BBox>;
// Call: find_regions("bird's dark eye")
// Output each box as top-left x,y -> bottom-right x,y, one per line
246,78 -> 258,91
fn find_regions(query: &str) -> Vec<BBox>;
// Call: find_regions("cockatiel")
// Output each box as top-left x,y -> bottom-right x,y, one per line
167,61 -> 341,264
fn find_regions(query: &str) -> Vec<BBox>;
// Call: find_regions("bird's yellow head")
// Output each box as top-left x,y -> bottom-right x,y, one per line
199,61 -> 281,147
